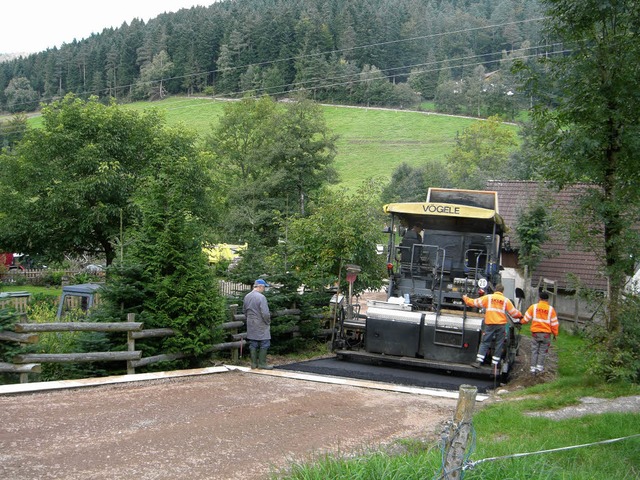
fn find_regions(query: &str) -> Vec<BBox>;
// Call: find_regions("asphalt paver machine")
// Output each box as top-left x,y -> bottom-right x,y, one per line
333,188 -> 521,379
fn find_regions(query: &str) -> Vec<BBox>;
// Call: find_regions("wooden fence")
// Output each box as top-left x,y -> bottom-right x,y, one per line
0,308 -> 249,384
0,306 -> 305,384
0,269 -> 80,283
0,292 -> 31,313
218,280 -> 251,297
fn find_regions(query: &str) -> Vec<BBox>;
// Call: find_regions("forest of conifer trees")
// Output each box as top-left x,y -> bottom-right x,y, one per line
0,0 -> 551,117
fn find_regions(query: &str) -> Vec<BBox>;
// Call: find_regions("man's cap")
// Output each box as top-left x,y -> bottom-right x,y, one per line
539,291 -> 549,300
254,279 -> 269,287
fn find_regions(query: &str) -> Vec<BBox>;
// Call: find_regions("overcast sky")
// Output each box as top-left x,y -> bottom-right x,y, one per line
1,1 -> 208,54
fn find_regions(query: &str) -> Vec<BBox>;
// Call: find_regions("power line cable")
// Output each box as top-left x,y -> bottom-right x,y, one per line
211,16 -> 550,74
0,44 -> 562,137
219,45 -> 567,101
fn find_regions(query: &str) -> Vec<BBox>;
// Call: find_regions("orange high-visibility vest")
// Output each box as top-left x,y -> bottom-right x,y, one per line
464,291 -> 522,325
523,300 -> 559,336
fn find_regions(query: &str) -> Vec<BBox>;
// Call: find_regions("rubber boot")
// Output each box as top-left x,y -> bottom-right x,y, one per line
250,348 -> 258,369
258,348 -> 273,370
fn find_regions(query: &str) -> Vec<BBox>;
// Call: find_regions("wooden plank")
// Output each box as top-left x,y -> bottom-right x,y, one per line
0,362 -> 41,373
15,322 -> 143,333
14,351 -> 142,363
207,340 -> 245,352
130,328 -> 175,340
233,309 -> 301,322
220,321 -> 244,330
0,331 -> 39,343
130,352 -> 187,368
274,309 -> 302,316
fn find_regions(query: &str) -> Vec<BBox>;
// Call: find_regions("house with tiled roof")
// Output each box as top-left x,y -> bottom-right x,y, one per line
488,180 -> 606,324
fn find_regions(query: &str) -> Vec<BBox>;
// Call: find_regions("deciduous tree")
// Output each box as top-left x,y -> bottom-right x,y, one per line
3,77 -> 39,113
526,0 -> 640,333
207,96 -> 337,245
0,94 -> 201,266
287,182 -> 387,294
135,50 -> 174,100
446,116 -> 518,190
381,161 -> 451,204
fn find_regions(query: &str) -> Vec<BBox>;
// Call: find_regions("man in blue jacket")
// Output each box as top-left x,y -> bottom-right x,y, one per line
243,279 -> 272,369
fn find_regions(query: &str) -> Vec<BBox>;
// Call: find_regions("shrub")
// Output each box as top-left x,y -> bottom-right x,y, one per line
0,307 -> 32,384
586,294 -> 640,383
41,271 -> 66,286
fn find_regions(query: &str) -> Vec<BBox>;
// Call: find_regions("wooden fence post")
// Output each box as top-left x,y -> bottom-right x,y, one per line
443,384 -> 478,479
228,305 -> 239,362
127,313 -> 136,375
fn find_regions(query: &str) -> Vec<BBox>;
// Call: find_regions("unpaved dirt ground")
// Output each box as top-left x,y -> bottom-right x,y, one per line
0,370 -> 458,480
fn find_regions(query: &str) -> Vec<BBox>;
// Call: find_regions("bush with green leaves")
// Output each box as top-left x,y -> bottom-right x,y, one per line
25,299 -> 110,381
262,283 -> 330,355
586,293 -> 640,383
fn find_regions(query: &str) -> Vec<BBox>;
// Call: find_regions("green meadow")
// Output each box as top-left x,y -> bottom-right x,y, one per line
123,96 -> 516,191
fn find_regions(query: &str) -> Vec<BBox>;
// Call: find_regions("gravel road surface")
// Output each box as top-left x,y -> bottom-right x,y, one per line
0,369 -> 458,480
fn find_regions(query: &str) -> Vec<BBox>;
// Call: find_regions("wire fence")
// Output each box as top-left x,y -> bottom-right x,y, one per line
434,417 -> 640,480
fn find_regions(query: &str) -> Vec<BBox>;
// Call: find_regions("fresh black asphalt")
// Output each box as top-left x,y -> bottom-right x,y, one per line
277,356 -> 498,393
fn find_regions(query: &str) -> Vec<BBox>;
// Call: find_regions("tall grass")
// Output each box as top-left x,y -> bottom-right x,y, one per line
274,331 -> 640,480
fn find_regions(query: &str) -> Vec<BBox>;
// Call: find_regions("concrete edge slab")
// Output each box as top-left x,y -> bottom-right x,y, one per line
0,365 -> 232,395
0,364 -> 487,401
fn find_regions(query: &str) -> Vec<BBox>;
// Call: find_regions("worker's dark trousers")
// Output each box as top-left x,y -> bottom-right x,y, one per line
531,332 -> 551,372
477,324 -> 506,365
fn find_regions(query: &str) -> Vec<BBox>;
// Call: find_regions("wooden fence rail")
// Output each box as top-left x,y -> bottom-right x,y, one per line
15,351 -> 142,363
15,322 -> 143,333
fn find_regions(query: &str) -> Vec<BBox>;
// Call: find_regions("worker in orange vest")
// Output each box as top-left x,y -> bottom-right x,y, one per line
463,284 -> 522,369
520,290 -> 559,375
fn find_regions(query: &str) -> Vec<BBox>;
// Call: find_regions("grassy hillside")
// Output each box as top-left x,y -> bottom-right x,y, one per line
22,96 -> 519,191
124,97 -> 519,190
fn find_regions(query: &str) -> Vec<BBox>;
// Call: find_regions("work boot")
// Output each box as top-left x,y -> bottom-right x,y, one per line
470,361 -> 481,368
250,348 -> 258,369
258,348 -> 273,370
